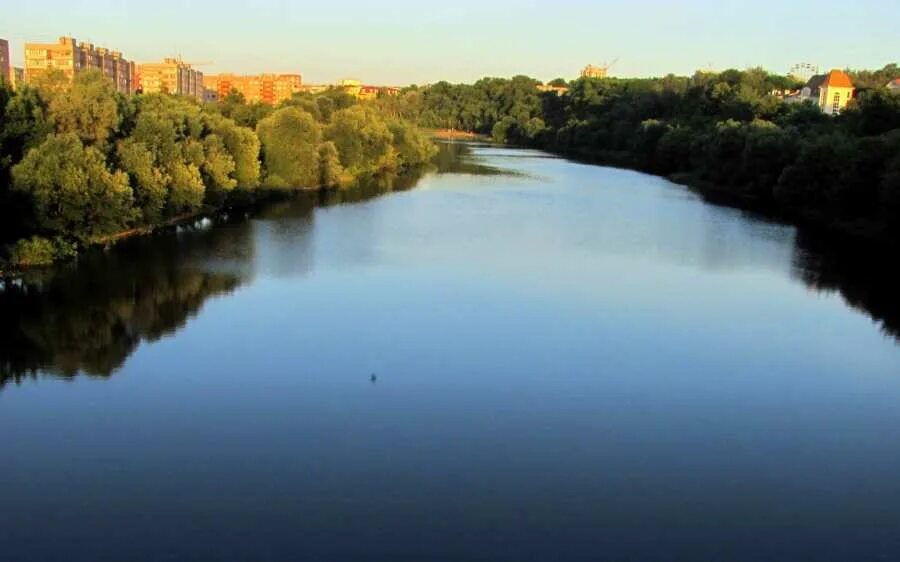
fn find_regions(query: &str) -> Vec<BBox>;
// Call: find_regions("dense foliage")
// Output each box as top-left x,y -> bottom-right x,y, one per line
0,71 -> 435,266
383,65 -> 900,241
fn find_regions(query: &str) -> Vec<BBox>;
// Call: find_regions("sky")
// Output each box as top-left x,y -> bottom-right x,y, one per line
1,0 -> 898,85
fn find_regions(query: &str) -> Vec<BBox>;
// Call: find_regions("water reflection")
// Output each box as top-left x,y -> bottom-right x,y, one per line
0,164 -> 445,389
0,142 -> 896,389
0,220 -> 252,387
793,231 -> 900,341
430,140 -> 523,176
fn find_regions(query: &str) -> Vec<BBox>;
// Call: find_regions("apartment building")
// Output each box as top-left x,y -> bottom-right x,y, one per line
335,79 -> 401,101
24,36 -> 135,94
0,38 -> 10,85
581,64 -> 608,79
137,58 -> 204,100
11,67 -> 25,89
203,73 -> 302,105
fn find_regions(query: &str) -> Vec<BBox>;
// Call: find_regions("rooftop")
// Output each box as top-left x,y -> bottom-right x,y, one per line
822,69 -> 854,88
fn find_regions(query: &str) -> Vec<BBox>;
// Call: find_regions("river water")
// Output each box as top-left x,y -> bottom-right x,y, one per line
1,142 -> 899,561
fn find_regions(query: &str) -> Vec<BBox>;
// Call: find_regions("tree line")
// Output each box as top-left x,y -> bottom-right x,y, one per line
0,71 -> 435,267
376,65 -> 900,241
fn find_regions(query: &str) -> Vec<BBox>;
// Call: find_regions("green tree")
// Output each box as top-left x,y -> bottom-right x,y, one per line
12,133 -> 134,242
205,113 -> 260,188
257,107 -> 324,188
115,138 -> 168,223
326,106 -> 396,175
46,70 -> 122,146
166,161 -> 205,214
387,120 -> 436,168
318,141 -> 344,187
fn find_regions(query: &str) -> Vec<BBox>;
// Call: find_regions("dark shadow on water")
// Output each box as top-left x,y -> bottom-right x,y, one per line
431,141 -> 528,177
0,216 -> 255,388
792,230 -> 900,342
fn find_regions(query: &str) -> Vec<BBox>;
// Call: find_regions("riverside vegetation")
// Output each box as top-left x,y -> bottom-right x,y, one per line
0,70 -> 435,268
375,65 -> 900,242
3,66 -> 900,270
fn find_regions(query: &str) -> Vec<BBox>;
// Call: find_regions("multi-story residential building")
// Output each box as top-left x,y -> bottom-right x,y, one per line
0,38 -> 10,85
788,62 -> 820,84
24,36 -> 134,94
581,64 -> 608,79
337,80 -> 401,101
137,58 -> 204,101
11,67 -> 25,90
203,73 -> 302,105
338,78 -> 363,98
888,78 -> 900,93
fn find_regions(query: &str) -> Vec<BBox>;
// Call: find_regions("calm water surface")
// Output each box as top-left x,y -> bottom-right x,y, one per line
2,143 -> 899,562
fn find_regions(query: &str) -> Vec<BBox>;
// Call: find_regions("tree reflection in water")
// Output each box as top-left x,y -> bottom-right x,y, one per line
1,144 -> 896,389
0,166 -> 436,389
792,230 -> 900,342
0,217 -> 253,387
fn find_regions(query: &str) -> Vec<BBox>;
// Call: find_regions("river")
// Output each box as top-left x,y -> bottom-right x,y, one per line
1,142 -> 899,561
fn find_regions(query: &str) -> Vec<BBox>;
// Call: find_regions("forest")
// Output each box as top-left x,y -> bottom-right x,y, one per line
0,70 -> 435,267
375,65 -> 900,242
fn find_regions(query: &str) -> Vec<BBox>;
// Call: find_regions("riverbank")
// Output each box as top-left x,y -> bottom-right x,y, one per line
520,142 -> 899,248
0,75 -> 437,273
0,170 -> 423,278
396,72 -> 900,247
428,129 -> 486,140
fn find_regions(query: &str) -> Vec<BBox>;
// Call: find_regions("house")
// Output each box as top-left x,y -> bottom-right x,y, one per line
887,78 -> 900,93
798,70 -> 855,115
798,74 -> 827,104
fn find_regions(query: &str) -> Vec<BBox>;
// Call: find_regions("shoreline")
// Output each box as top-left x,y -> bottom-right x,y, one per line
428,129 -> 486,140
1,185 -> 327,278
0,166 -> 427,279
506,141 -> 898,248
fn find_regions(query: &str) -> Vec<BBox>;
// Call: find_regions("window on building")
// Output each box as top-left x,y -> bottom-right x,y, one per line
832,92 -> 841,114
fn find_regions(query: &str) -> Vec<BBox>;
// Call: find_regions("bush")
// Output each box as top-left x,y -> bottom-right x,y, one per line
8,236 -> 76,267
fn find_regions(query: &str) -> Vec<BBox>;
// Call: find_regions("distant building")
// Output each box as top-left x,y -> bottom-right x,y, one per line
137,58 -> 204,101
818,70 -> 855,115
798,74 -> 827,103
887,78 -> 900,93
538,84 -> 569,96
358,86 -> 381,101
581,64 -> 608,79
203,73 -> 302,105
798,70 -> 855,115
300,84 -> 330,95
11,67 -> 24,90
0,38 -> 10,85
789,62 -> 819,84
24,36 -> 135,94
338,78 -> 363,98
336,79 -> 400,100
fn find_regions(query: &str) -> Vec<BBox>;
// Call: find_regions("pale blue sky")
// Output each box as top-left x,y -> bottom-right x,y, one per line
2,0 -> 897,84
